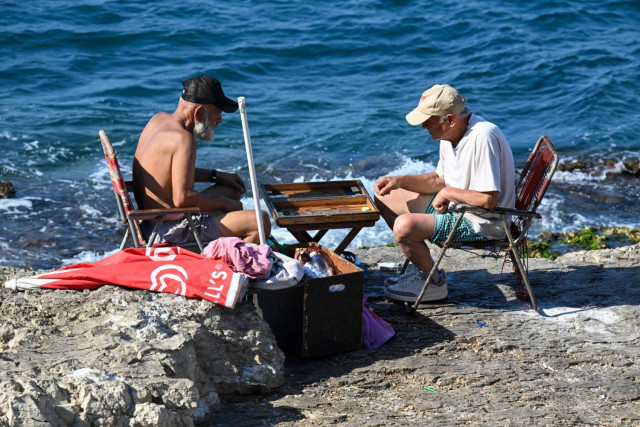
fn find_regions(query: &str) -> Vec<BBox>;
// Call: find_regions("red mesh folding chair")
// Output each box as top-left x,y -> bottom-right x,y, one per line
99,130 -> 204,253
402,136 -> 559,314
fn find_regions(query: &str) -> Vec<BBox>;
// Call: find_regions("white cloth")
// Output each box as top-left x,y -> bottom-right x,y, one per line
435,114 -> 515,239
251,251 -> 305,290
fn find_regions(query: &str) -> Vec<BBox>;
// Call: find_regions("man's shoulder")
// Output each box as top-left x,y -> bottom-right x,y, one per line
136,116 -> 194,165
467,115 -> 506,142
468,114 -> 498,132
145,114 -> 193,144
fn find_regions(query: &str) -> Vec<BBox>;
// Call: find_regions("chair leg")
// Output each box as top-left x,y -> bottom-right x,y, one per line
500,215 -> 538,312
147,217 -> 165,249
408,210 -> 466,314
127,219 -> 141,248
185,215 -> 204,253
508,248 -> 538,312
120,227 -> 130,251
398,258 -> 410,275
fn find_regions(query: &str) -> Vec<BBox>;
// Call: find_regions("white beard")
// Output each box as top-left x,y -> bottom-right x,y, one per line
193,112 -> 216,141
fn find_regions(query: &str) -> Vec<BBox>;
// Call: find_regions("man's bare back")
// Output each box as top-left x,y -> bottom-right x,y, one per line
133,112 -> 196,210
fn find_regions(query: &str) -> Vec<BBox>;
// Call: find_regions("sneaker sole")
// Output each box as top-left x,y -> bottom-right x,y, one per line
383,277 -> 399,287
385,284 -> 448,303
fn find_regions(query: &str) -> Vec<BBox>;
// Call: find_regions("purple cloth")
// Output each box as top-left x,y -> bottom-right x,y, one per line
202,237 -> 272,279
362,296 -> 395,349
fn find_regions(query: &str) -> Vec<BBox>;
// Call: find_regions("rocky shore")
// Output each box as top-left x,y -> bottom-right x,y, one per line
2,242 -> 639,425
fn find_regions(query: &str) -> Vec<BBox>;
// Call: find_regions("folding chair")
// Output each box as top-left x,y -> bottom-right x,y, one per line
99,130 -> 204,253
402,135 -> 559,314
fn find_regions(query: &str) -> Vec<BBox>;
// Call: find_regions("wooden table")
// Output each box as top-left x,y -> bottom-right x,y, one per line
261,180 -> 380,254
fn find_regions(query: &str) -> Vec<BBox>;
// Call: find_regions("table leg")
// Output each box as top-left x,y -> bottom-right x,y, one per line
289,230 -> 313,243
334,228 -> 362,255
311,230 -> 328,242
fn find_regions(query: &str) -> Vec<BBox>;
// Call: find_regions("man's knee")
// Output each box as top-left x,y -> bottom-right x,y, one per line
393,213 -> 434,244
373,194 -> 384,209
260,210 -> 272,236
392,214 -> 417,243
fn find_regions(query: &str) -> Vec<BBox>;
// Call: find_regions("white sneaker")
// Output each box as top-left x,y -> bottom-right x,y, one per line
383,264 -> 417,287
385,269 -> 448,303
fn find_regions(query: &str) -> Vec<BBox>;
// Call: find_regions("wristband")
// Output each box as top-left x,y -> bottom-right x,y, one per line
209,169 -> 217,183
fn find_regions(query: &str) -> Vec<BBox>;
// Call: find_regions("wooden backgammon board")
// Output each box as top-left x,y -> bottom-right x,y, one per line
261,180 -> 380,254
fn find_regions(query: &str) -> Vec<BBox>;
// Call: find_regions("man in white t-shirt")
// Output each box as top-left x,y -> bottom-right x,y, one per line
374,84 -> 515,303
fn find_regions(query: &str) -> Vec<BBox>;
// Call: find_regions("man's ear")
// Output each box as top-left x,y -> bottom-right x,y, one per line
446,114 -> 455,126
193,105 -> 204,123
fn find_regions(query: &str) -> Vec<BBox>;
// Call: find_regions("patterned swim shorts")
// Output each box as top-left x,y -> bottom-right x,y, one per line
425,195 -> 488,243
141,213 -> 223,244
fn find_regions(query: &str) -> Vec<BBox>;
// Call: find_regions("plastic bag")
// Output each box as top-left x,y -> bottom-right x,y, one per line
341,251 -> 367,279
362,296 -> 395,349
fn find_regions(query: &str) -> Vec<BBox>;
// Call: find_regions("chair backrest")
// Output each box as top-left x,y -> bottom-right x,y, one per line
99,129 -> 146,246
515,136 -> 559,213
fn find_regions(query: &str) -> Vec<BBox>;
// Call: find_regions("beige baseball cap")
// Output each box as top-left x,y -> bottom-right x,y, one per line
405,84 -> 466,126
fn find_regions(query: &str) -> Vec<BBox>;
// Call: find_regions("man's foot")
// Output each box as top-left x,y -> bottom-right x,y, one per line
385,269 -> 448,303
383,264 -> 417,287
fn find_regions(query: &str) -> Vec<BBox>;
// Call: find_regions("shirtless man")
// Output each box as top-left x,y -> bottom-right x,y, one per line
375,84 -> 515,303
133,74 -> 270,244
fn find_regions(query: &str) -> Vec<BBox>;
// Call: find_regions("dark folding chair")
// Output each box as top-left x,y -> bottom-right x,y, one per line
99,129 -> 204,253
402,135 -> 559,314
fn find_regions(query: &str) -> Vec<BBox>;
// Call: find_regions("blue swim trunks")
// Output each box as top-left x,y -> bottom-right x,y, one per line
425,195 -> 489,243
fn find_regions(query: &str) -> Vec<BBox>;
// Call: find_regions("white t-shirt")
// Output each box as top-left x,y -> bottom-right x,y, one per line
435,114 -> 515,239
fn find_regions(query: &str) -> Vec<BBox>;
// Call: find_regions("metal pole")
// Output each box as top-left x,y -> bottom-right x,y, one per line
238,96 -> 266,245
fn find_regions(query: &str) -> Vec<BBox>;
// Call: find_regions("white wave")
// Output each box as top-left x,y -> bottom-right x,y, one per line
0,165 -> 18,173
89,166 -> 110,183
62,248 -> 120,266
111,137 -> 129,147
79,204 -> 103,218
554,157 -> 633,184
553,168 -> 608,183
0,198 -> 33,211
386,155 -> 437,176
0,131 -> 18,140
23,140 -> 39,150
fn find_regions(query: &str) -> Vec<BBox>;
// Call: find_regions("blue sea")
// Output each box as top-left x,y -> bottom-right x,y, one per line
1,0 -> 639,270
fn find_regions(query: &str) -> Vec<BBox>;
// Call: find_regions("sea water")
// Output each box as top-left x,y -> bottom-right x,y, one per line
1,0 -> 639,269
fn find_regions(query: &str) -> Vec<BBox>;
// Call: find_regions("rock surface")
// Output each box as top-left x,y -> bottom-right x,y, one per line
216,243 -> 640,425
2,243 -> 640,425
0,181 -> 16,198
0,268 -> 285,426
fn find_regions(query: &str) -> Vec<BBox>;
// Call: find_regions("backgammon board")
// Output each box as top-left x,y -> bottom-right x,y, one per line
260,180 -> 380,253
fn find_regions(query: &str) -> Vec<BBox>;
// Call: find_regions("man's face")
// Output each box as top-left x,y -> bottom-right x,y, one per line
421,115 -> 450,141
193,106 -> 222,141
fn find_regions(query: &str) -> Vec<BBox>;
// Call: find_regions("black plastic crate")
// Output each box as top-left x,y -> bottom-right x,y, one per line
254,245 -> 363,358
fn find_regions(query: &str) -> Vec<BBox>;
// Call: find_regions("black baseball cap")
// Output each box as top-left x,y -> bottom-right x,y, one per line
181,74 -> 239,113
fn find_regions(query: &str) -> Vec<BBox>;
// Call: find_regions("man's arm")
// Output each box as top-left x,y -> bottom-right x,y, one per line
374,172 -> 446,196
171,139 -> 242,212
194,168 -> 214,183
431,188 -> 499,213
194,167 -> 246,194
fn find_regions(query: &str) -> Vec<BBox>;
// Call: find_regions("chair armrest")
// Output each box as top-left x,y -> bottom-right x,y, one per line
449,204 -> 542,219
128,206 -> 201,221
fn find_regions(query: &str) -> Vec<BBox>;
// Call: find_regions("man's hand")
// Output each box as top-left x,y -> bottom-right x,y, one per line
223,198 -> 244,212
217,171 -> 246,194
374,176 -> 402,196
432,190 -> 450,213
